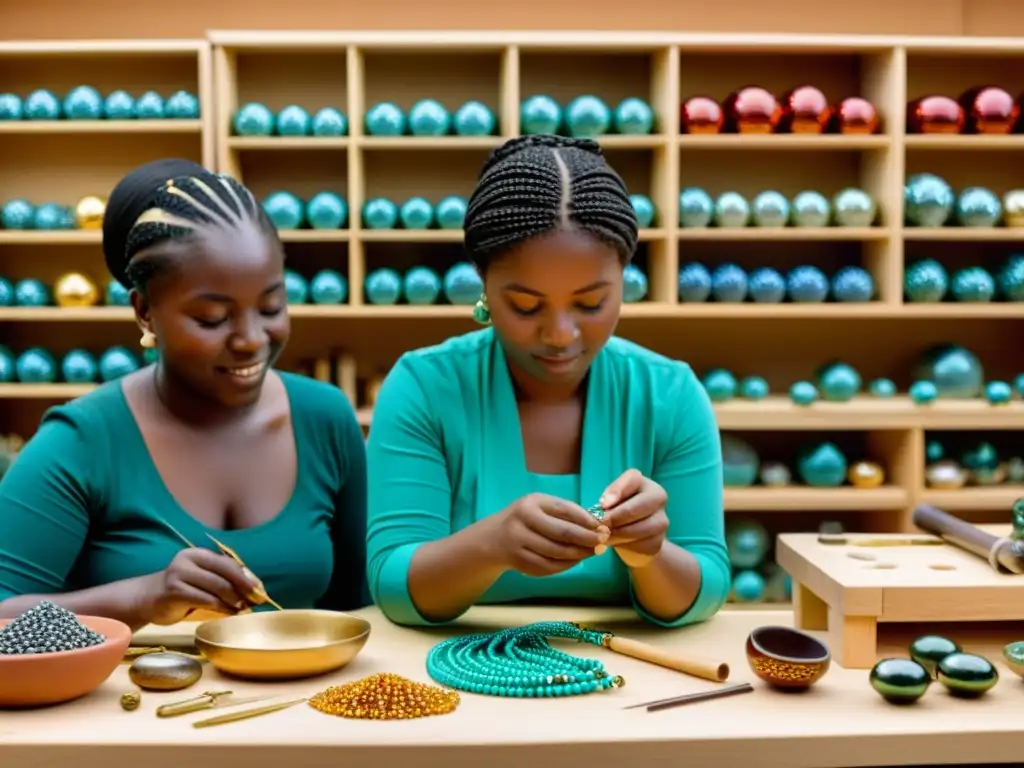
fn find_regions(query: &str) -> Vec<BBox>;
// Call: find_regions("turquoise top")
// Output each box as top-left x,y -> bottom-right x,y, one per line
366,328 -> 729,628
0,371 -> 368,611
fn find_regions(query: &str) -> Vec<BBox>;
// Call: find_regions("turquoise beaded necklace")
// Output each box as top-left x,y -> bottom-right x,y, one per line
426,621 -> 625,698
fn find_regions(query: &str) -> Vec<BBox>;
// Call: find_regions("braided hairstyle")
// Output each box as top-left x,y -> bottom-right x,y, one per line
464,134 -> 639,270
102,158 -> 276,295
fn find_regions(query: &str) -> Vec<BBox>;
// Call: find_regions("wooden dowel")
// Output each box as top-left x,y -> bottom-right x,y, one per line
604,635 -> 729,682
913,504 -> 1024,574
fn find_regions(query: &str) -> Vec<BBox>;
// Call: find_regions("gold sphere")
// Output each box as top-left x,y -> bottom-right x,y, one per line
848,460 -> 885,488
54,272 -> 99,308
75,195 -> 106,229
1004,190 -> 1024,228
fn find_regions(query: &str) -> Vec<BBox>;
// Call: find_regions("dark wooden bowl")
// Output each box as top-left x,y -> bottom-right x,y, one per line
745,625 -> 831,690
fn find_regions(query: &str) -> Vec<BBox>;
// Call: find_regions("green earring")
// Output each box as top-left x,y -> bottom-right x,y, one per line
473,294 -> 491,325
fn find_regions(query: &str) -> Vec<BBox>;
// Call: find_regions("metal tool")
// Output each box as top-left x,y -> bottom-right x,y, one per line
155,690 -> 275,718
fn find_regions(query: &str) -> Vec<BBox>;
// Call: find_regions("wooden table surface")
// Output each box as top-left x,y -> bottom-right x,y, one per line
1,605 -> 1022,768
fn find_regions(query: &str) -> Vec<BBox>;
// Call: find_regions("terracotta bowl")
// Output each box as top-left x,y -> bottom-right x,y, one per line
745,625 -> 831,690
0,615 -> 132,708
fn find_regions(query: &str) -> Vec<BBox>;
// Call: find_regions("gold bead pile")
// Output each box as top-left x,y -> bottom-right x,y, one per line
308,673 -> 460,720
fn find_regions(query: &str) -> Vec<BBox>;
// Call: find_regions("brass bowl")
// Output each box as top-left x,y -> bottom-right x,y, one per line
194,609 -> 371,681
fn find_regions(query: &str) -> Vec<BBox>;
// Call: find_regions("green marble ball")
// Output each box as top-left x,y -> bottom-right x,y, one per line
870,658 -> 931,703
936,652 -> 999,698
908,635 -> 961,678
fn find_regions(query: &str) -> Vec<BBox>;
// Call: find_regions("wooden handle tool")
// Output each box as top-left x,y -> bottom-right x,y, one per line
600,633 -> 729,682
913,504 -> 1024,574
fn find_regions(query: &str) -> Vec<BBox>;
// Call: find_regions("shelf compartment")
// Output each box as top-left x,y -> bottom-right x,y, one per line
360,146 -> 488,209
904,149 -> 1023,222
903,239 -> 1024,307
231,50 -> 348,129
235,147 -> 349,214
0,243 -> 109,289
905,50 -> 1024,116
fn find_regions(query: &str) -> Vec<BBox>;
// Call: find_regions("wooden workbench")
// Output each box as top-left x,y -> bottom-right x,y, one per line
1,605 -> 1022,768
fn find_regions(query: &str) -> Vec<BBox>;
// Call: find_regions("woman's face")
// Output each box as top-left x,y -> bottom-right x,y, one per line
484,228 -> 623,388
135,223 -> 290,409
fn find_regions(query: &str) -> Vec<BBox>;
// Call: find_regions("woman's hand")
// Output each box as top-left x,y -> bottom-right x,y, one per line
599,469 -> 669,569
141,548 -> 262,625
496,493 -> 610,577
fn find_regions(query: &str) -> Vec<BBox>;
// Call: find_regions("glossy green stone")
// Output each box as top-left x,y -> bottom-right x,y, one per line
869,658 -> 930,703
909,635 -> 961,677
936,652 -> 998,697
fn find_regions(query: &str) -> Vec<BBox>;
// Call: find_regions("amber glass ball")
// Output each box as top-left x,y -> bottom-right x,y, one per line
723,87 -> 781,134
54,272 -> 100,308
74,195 -> 107,229
832,97 -> 878,134
779,86 -> 831,133
681,96 -> 723,134
907,96 -> 964,134
959,86 -> 1018,134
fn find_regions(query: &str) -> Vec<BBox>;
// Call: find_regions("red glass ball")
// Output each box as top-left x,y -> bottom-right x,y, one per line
680,96 -> 723,134
723,86 -> 781,134
832,97 -> 878,134
907,95 -> 964,134
959,86 -> 1018,134
780,85 -> 831,133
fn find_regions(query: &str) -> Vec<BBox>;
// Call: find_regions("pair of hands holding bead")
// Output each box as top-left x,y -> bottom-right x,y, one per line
496,469 -> 669,576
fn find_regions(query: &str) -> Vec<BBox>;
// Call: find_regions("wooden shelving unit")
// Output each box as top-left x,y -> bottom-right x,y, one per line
2,33 -> 1023,568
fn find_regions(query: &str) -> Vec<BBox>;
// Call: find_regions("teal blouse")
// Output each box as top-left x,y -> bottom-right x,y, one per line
0,371 -> 369,612
365,328 -> 729,628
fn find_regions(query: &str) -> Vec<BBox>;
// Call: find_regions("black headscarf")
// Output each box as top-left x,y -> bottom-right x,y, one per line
102,157 -> 207,287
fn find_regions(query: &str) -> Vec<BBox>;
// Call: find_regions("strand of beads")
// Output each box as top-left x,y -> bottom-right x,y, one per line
426,621 -> 624,698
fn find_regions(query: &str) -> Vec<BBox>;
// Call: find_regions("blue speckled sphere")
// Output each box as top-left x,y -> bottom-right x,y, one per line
362,198 -> 399,229
520,95 -> 562,135
33,202 -> 67,230
985,381 -> 1012,405
702,369 -> 737,402
679,187 -> 714,228
453,100 -> 496,136
408,99 -> 452,137
165,90 -> 200,119
399,197 -> 434,229
613,97 -> 654,135
60,350 -> 98,383
955,186 -> 1002,228
711,263 -> 748,302
722,434 -> 760,487
997,254 -> 1024,301
747,267 -> 786,303
2,199 -> 34,230
726,519 -> 770,569
403,267 -> 442,305
915,344 -> 984,399
306,191 -> 348,229
284,269 -> 309,304
622,264 -> 648,303
365,102 -> 406,136
714,192 -> 750,228
791,190 -> 830,227
905,173 -> 954,227
796,442 -> 848,487
909,380 -> 938,404
98,347 -> 139,382
105,280 -> 130,306
564,95 -> 611,138
925,439 -> 945,462
435,196 -> 467,229
869,378 -> 897,398
0,93 -> 23,120
24,89 -> 61,120
444,262 -> 483,305
310,270 -> 348,304
365,268 -> 403,305
262,191 -> 305,230
276,105 -> 311,136
134,91 -> 165,119
786,265 -> 829,303
311,107 -> 348,136
233,102 -> 274,136
63,85 -> 103,119
951,267 -> 995,302
790,381 -> 819,406
630,194 -> 655,228
904,258 -> 949,303
678,262 -> 712,302
16,348 -> 57,383
739,376 -> 769,400
833,188 -> 877,227
732,571 -> 766,602
816,361 -> 862,402
831,266 -> 875,302
0,277 -> 13,306
751,190 -> 790,228
102,90 -> 134,119
14,278 -> 50,306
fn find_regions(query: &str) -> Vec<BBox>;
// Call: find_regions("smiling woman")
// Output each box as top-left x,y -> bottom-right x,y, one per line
366,135 -> 730,629
0,159 -> 369,630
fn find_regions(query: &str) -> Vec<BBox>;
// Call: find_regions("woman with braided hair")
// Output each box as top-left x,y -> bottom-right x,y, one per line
0,158 -> 368,629
366,135 -> 728,628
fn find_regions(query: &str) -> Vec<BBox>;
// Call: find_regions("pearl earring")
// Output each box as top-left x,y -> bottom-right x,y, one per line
140,330 -> 157,349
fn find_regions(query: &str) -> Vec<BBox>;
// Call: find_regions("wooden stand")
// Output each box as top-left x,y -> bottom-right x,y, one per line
776,524 -> 1024,668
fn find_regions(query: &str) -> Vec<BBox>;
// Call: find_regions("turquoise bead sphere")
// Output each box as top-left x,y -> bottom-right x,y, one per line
727,519 -> 770,568
362,198 -> 399,229
796,442 -> 848,487
679,187 -> 714,228
403,267 -> 442,305
275,105 -> 311,136
731,571 -> 766,602
16,348 -> 57,383
0,346 -> 14,382
622,264 -> 648,303
134,91 -> 165,119
310,270 -> 348,304
14,279 -> 50,306
365,268 -> 403,305
985,380 -> 1012,404
789,381 -> 819,406
453,100 -> 496,136
284,270 -> 309,303
0,93 -> 23,120
678,262 -> 712,302
869,378 -> 897,398
408,99 -> 452,137
722,435 -> 760,487
365,102 -> 406,136
33,203 -> 67,230
997,254 -> 1024,300
905,173 -> 954,227
910,380 -> 938,404
748,267 -> 786,303
444,262 -> 483,305
904,258 -> 949,302
399,197 -> 434,229
312,107 -> 348,136
63,85 -> 103,120
951,267 -> 995,302
915,344 -> 984,398
262,191 -> 305,230
702,369 -> 737,402
817,361 -> 862,402
0,277 -> 12,306
2,199 -> 34,230
613,97 -> 654,135
955,186 -> 1001,228
24,89 -> 61,120
165,90 -> 199,119
739,376 -> 769,400
630,194 -> 655,228
435,196 -> 467,229
98,347 -> 139,382
520,95 -> 562,135
60,350 -> 98,384
233,102 -> 274,136
564,95 -> 611,138
105,280 -> 130,306
305,192 -> 347,230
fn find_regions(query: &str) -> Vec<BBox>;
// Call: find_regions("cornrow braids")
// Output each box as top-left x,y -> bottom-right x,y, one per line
463,134 -> 639,271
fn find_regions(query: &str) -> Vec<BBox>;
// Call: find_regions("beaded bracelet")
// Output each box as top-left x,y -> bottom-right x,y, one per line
426,621 -> 625,698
